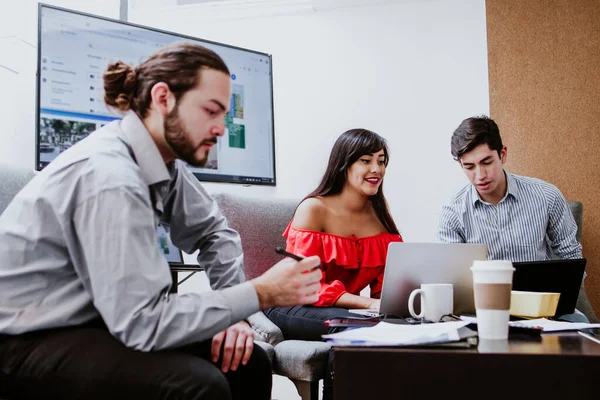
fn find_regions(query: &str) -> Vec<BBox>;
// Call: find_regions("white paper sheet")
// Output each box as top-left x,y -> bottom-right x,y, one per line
459,315 -> 600,332
509,318 -> 600,332
322,320 -> 471,346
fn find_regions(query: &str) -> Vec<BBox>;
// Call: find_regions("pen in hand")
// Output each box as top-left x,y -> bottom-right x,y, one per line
275,247 -> 321,270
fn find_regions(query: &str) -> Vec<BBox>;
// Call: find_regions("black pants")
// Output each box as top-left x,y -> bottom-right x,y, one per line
263,305 -> 355,341
0,320 -> 271,400
264,306 -> 355,400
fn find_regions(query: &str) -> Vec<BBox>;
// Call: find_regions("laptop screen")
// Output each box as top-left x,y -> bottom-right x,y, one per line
156,224 -> 183,264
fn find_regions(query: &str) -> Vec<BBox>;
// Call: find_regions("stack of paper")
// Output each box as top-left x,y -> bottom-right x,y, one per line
322,320 -> 471,346
460,316 -> 600,332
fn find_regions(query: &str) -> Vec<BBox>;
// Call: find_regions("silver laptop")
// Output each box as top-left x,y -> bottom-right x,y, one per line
365,242 -> 487,318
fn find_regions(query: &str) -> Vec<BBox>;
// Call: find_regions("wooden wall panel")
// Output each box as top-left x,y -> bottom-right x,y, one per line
486,0 -> 600,313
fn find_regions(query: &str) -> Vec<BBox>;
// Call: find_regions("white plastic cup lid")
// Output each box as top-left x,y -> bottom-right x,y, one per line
471,260 -> 515,272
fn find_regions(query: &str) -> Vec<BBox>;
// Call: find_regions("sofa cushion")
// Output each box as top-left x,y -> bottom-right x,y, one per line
212,192 -> 298,279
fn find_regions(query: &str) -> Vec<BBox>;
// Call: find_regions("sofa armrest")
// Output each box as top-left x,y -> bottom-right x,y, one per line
254,340 -> 275,364
577,279 -> 599,323
247,312 -> 285,345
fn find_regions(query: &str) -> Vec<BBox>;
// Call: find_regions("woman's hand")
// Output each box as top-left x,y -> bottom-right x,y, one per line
368,298 -> 381,311
334,293 -> 381,310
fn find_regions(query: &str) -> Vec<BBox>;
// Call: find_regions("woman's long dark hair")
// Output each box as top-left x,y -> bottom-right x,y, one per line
303,129 -> 399,234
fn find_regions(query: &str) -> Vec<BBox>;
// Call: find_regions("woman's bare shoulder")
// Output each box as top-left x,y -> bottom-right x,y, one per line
292,197 -> 328,231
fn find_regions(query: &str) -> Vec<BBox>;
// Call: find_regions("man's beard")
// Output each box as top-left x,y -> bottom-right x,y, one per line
163,105 -> 216,167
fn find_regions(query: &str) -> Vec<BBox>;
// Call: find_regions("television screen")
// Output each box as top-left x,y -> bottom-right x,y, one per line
37,4 -> 276,185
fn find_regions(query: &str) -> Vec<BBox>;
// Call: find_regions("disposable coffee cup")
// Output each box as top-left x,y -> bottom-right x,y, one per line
471,260 -> 515,340
478,338 -> 510,353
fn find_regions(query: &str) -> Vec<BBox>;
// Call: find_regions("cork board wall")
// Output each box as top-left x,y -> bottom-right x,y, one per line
486,0 -> 600,313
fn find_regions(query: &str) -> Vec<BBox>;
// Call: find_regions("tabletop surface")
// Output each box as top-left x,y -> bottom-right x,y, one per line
333,331 -> 600,356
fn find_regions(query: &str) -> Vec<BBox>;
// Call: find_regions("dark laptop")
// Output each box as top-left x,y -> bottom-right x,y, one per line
512,258 -> 586,316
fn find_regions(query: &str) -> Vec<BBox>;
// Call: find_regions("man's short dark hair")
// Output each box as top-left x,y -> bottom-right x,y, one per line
450,115 -> 503,161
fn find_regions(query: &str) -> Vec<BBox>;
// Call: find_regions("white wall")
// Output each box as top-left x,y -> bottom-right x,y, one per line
0,0 -> 489,242
131,0 -> 490,242
0,0 -> 490,276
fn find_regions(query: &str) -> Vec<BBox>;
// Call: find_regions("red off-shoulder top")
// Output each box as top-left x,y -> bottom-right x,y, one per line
283,221 -> 403,307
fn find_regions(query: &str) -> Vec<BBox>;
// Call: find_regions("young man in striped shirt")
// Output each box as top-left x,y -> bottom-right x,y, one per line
436,115 -> 589,321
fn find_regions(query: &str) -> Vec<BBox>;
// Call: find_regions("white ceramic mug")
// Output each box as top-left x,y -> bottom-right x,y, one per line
408,283 -> 454,322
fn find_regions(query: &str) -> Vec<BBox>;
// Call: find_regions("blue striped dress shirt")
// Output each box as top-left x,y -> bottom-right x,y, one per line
437,171 -> 582,262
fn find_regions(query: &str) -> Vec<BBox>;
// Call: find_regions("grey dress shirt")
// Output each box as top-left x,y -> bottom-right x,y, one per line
0,112 -> 259,351
436,171 -> 582,262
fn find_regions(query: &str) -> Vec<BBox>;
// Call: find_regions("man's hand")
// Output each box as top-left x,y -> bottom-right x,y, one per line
251,255 -> 322,309
211,320 -> 254,373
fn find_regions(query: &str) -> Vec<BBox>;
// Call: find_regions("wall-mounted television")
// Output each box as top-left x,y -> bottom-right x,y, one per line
36,4 -> 276,185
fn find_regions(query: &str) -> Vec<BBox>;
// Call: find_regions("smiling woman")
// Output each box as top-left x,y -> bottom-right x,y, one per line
263,128 -> 403,400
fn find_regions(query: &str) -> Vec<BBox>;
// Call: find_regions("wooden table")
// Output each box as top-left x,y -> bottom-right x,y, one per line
333,332 -> 600,399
